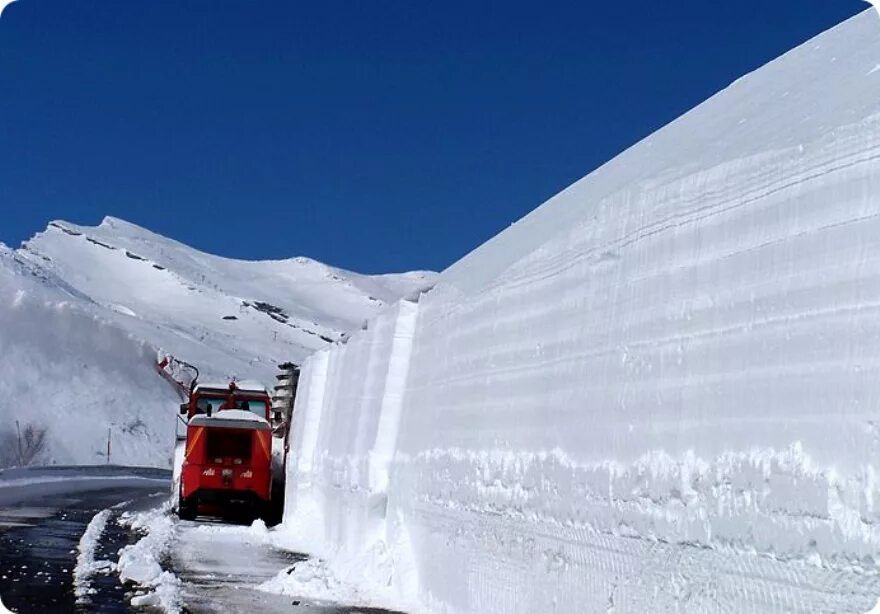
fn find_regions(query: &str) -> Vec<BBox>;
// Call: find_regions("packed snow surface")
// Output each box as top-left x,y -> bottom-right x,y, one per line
0,217 -> 434,466
279,10 -> 880,614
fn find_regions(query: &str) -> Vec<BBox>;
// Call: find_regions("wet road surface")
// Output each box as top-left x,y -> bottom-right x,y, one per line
0,484 -> 167,613
0,468 -> 404,614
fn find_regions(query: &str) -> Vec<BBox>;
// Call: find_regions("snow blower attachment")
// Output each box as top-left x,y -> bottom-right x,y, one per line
269,362 -> 300,516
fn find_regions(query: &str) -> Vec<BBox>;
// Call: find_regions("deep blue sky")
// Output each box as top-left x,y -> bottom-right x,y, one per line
0,1 -> 867,273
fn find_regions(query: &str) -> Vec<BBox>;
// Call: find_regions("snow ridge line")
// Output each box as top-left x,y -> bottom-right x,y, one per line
73,509 -> 114,601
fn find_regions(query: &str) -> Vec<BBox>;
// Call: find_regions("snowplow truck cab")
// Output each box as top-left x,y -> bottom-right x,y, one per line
178,380 -> 277,521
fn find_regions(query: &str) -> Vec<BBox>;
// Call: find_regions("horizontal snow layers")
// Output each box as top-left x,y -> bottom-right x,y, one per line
391,121 -> 880,609
287,132 -> 880,610
393,447 -> 880,613
285,300 -> 418,558
283,12 -> 880,614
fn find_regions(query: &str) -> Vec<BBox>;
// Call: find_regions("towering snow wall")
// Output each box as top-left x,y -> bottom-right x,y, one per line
282,11 -> 880,613
283,300 -> 420,597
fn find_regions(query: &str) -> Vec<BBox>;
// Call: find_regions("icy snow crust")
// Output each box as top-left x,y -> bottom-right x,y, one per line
0,217 -> 433,466
281,11 -> 880,614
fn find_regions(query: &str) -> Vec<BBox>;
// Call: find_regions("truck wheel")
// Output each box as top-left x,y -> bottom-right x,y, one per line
262,498 -> 283,527
178,497 -> 197,521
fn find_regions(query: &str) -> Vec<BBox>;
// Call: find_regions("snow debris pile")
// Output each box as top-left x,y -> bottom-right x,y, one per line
72,509 -> 113,601
116,504 -> 181,612
0,217 -> 435,467
259,558 -> 363,607
278,10 -> 880,614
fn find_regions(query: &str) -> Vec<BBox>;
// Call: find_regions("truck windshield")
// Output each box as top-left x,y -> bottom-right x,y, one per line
195,396 -> 226,414
237,399 -> 268,419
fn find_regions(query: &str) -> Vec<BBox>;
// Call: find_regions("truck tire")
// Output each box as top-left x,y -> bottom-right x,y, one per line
178,497 -> 197,521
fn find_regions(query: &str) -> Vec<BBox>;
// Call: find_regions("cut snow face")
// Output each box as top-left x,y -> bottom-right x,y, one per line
281,9 -> 880,614
0,218 -> 435,467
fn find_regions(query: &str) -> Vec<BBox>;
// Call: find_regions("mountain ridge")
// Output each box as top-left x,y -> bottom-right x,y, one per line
0,216 -> 436,466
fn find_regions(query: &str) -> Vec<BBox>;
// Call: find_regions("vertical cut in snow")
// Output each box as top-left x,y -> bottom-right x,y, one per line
279,10 -> 880,614
73,509 -> 113,601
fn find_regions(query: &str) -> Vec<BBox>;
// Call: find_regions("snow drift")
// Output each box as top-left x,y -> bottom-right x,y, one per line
280,10 -> 880,613
0,218 -> 435,466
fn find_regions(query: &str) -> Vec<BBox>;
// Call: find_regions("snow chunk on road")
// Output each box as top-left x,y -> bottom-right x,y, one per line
73,509 -> 113,601
116,504 -> 181,613
258,558 -> 361,606
258,541 -> 407,613
190,517 -> 271,544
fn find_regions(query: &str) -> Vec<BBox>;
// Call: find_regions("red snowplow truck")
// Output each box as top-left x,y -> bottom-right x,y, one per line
177,380 -> 280,522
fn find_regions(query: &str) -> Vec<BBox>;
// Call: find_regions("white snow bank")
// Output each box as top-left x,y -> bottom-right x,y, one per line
258,558 -> 362,606
280,10 -> 880,614
278,299 -> 420,608
116,504 -> 181,613
73,509 -> 113,601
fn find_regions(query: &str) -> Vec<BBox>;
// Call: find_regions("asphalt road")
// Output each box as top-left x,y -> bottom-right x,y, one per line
0,468 -> 404,614
170,517 -> 404,614
0,483 -> 167,613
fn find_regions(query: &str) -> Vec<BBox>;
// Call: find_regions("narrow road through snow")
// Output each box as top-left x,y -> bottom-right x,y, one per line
0,483 -> 166,612
170,519 -> 405,614
0,468 -> 405,614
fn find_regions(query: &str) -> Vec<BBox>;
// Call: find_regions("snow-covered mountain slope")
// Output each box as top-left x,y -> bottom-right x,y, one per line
0,245 -> 180,466
280,10 -> 880,614
0,218 -> 435,466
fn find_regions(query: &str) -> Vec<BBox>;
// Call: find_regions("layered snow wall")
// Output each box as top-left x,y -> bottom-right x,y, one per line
282,11 -> 880,613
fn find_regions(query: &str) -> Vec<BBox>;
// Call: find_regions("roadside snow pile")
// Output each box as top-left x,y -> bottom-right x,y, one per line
0,217 -> 434,467
258,558 -> 363,606
116,504 -> 181,612
73,509 -> 113,601
188,517 -> 272,545
279,10 -> 880,614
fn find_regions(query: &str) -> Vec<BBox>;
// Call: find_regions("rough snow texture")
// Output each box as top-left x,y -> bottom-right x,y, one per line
281,11 -> 880,614
0,217 -> 434,466
116,505 -> 182,612
258,558 -> 365,607
73,509 -> 113,601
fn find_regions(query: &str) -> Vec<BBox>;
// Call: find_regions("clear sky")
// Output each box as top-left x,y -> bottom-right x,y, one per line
0,1 -> 867,273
